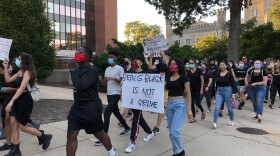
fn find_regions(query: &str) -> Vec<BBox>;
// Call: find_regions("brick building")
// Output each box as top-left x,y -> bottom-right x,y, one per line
244,0 -> 275,25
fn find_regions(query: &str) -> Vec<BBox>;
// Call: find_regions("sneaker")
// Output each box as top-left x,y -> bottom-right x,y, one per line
219,111 -> 223,117
264,100 -> 268,103
164,116 -> 167,120
125,142 -> 135,153
228,121 -> 234,126
38,130 -> 44,145
212,123 -> 217,129
214,100 -> 216,104
152,127 -> 160,135
0,143 -> 11,151
42,134 -> 53,150
143,132 -> 154,142
94,140 -> 102,146
195,109 -> 199,113
207,108 -> 211,113
120,128 -> 131,136
258,117 -> 262,123
269,105 -> 274,109
109,152 -> 119,156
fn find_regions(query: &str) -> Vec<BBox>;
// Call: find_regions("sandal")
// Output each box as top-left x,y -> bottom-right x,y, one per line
201,112 -> 206,120
189,118 -> 197,123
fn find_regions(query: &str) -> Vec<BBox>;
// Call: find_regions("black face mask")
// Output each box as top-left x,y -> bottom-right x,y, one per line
267,69 -> 272,71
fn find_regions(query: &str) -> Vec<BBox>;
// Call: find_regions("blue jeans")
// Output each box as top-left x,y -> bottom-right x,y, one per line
248,86 -> 266,115
214,87 -> 234,123
166,98 -> 187,155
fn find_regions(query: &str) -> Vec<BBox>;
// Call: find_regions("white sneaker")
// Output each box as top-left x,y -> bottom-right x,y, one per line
214,100 -> 216,104
228,121 -> 234,126
212,123 -> 217,129
164,116 -> 167,120
125,143 -> 135,153
143,132 -> 154,142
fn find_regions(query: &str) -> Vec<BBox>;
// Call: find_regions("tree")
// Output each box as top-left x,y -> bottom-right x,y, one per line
240,22 -> 280,60
124,21 -> 162,44
0,0 -> 55,81
144,0 -> 253,62
193,34 -> 228,61
270,0 -> 280,30
169,44 -> 203,62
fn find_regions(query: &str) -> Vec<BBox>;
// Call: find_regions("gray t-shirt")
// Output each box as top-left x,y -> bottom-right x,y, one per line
105,65 -> 124,95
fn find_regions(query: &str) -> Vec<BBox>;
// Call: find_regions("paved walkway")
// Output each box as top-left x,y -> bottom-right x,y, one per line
1,85 -> 280,156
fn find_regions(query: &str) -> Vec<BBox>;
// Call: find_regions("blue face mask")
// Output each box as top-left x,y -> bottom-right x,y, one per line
15,59 -> 21,67
254,64 -> 262,69
239,63 -> 244,67
189,64 -> 195,69
108,58 -> 114,65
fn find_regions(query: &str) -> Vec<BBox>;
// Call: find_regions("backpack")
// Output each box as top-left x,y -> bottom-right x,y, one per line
27,83 -> 40,102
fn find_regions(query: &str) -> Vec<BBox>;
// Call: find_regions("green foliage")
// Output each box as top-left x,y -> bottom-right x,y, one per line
124,21 -> 162,44
270,0 -> 280,30
0,0 -> 55,80
144,0 -> 226,35
240,22 -> 280,60
168,44 -> 203,63
193,34 -> 228,61
226,17 -> 258,33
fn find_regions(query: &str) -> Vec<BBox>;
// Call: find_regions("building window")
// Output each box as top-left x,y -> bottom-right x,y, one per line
256,9 -> 258,17
185,39 -> 191,45
47,2 -> 54,13
251,9 -> 254,17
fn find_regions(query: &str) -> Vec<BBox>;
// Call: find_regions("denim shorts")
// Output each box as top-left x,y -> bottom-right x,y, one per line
238,86 -> 246,92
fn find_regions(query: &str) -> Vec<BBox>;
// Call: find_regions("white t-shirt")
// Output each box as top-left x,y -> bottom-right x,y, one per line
105,65 -> 124,95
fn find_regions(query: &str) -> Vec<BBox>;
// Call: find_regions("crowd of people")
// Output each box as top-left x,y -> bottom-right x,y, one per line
0,46 -> 279,156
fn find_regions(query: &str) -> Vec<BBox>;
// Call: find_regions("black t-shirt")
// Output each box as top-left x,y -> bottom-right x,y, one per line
124,67 -> 134,73
235,68 -> 247,86
248,68 -> 268,84
272,73 -> 280,85
216,72 -> 238,93
202,71 -> 213,87
210,66 -> 218,81
71,65 -> 102,109
166,75 -> 189,96
187,68 -> 202,89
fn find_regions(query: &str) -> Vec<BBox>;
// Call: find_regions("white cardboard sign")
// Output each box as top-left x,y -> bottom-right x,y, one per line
0,37 -> 13,61
122,73 -> 165,113
142,34 -> 168,58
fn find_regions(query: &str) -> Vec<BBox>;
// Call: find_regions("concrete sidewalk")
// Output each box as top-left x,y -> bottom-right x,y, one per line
1,86 -> 280,156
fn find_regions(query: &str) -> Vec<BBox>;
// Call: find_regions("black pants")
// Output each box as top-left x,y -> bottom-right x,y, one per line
104,95 -> 130,133
130,109 -> 152,144
270,83 -> 280,105
265,81 -> 271,100
191,88 -> 204,118
211,80 -> 216,99
200,87 -> 212,109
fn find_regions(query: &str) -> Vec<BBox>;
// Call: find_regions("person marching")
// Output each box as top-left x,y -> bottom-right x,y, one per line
213,61 -> 237,129
187,59 -> 205,122
166,58 -> 192,156
265,65 -> 273,104
125,56 -> 154,153
148,50 -> 170,135
245,60 -> 268,123
96,50 -> 131,146
269,63 -> 280,109
3,53 -> 52,156
200,63 -> 213,113
66,47 -> 118,156
235,61 -> 247,110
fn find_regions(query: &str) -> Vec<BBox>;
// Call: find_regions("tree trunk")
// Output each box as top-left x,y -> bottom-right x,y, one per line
228,0 -> 243,62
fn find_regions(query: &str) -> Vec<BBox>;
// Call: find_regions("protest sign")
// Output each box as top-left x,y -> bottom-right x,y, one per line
0,37 -> 13,61
142,34 -> 168,58
122,73 -> 165,113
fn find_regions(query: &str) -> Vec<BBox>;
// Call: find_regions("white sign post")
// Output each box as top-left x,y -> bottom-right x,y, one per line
122,73 -> 165,113
0,37 -> 13,61
142,34 -> 168,58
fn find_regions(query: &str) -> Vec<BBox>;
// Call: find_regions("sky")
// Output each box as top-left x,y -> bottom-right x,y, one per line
117,0 -> 244,41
